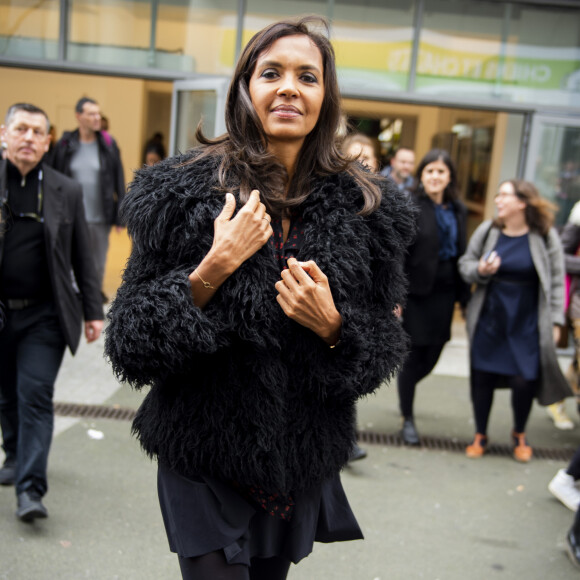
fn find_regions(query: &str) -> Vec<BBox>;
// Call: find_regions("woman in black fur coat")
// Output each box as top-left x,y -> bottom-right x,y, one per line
105,17 -> 415,580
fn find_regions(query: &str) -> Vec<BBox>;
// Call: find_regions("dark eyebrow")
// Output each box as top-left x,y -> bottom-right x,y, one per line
258,59 -> 321,75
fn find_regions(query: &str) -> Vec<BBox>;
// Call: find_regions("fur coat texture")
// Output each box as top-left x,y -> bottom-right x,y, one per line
105,152 -> 416,495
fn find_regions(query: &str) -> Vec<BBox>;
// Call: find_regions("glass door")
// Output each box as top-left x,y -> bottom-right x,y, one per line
525,115 -> 580,226
169,78 -> 230,157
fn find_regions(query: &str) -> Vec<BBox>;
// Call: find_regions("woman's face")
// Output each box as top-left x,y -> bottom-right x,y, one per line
346,143 -> 378,173
495,181 -> 526,220
420,159 -> 451,198
249,34 -> 325,150
145,151 -> 162,166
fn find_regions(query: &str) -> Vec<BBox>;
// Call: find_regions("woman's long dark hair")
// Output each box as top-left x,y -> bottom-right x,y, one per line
188,16 -> 382,217
414,149 -> 459,204
493,179 -> 557,236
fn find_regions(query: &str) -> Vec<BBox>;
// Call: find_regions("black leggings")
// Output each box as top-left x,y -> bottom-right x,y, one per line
397,343 -> 446,418
470,368 -> 537,435
178,551 -> 291,580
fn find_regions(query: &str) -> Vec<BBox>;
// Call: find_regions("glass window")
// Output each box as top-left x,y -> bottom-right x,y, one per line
332,0 -> 415,95
171,79 -> 229,155
502,4 -> 580,108
155,0 -> 239,74
527,118 -> 580,226
417,0 -> 508,101
417,0 -> 580,108
242,0 -> 329,50
68,0 -> 153,67
0,0 -> 60,61
175,90 -> 217,152
68,0 -> 238,73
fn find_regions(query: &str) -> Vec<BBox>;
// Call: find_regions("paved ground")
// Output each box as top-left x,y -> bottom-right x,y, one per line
1,319 -> 579,579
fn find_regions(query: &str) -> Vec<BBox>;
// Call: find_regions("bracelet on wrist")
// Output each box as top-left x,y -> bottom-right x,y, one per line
194,269 -> 215,290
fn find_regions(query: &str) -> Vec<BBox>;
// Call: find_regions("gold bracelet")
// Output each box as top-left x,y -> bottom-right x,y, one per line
194,269 -> 216,290
329,339 -> 341,349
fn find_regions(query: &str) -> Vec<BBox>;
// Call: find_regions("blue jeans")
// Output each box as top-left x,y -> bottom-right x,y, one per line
0,301 -> 66,496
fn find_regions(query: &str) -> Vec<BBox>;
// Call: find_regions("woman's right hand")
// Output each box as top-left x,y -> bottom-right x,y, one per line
188,190 -> 272,308
477,253 -> 501,277
210,189 -> 272,273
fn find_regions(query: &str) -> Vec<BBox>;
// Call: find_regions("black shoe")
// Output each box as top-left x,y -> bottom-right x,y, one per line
401,418 -> 420,446
16,491 -> 48,522
0,460 -> 16,486
349,443 -> 368,462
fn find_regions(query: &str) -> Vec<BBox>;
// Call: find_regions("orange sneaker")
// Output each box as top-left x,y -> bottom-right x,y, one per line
466,433 -> 488,458
512,431 -> 532,462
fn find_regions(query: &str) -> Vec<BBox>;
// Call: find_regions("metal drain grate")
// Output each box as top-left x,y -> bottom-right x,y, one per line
54,402 -> 136,422
356,430 -> 576,461
53,403 -> 576,462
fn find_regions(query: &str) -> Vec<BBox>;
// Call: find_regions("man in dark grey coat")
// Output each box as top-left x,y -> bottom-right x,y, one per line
52,97 -> 126,301
0,103 -> 104,522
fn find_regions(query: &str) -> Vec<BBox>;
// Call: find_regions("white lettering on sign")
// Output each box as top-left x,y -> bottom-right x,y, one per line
415,50 -> 552,84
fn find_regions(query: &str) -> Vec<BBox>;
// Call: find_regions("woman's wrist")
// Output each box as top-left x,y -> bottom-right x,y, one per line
188,250 -> 239,308
320,313 -> 343,347
193,249 -> 237,282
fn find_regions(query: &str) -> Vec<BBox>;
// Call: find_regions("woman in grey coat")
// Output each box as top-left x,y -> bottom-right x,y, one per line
458,179 -> 571,462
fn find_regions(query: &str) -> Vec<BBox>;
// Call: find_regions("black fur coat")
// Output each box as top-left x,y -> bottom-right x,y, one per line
105,152 -> 415,495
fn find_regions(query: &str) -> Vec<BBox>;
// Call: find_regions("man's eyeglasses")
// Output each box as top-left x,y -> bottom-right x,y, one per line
9,125 -> 48,140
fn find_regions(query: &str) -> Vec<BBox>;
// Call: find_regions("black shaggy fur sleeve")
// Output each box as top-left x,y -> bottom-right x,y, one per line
104,154 -> 233,388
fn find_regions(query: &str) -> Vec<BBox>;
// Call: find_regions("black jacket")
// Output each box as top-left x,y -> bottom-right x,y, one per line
105,153 -> 415,495
405,192 -> 470,307
0,160 -> 104,353
51,129 -> 125,226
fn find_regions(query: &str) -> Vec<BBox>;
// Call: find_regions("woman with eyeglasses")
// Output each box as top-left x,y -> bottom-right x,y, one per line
458,180 -> 571,462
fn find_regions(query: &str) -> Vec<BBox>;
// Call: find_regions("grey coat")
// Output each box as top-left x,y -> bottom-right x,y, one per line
458,220 -> 571,406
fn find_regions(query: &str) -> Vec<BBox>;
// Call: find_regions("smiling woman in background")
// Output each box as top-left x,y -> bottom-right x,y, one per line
458,180 -> 571,462
105,17 -> 414,580
396,149 -> 469,445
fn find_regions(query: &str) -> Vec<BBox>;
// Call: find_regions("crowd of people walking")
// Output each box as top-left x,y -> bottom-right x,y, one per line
1,13 -> 580,577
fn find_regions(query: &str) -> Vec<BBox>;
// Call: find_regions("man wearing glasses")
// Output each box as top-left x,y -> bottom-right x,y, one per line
0,103 -> 103,522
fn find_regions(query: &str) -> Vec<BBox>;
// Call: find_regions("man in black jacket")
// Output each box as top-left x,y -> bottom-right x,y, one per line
0,103 -> 104,522
52,97 -> 125,302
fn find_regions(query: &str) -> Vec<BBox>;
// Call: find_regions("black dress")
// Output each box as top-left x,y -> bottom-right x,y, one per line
156,215 -> 363,565
471,232 -> 540,380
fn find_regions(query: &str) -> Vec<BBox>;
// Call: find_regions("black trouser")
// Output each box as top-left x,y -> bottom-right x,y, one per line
178,551 -> 291,580
397,343 -> 446,418
567,446 -> 580,480
470,368 -> 537,436
0,301 -> 66,496
572,504 -> 580,541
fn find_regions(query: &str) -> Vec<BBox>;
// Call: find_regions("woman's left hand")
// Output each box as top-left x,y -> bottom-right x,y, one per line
553,325 -> 562,346
275,258 -> 342,346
